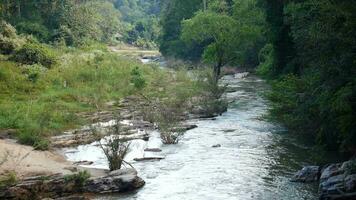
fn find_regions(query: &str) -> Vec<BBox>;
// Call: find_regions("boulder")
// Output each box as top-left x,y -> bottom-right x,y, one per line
345,174 -> 356,192
83,169 -> 144,194
212,144 -> 221,148
291,166 -> 320,182
320,164 -> 343,182
318,160 -> 356,200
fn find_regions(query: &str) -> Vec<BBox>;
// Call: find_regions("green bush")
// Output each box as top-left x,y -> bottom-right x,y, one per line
17,128 -> 49,151
0,21 -> 22,54
64,170 -> 91,189
22,64 -> 47,83
17,118 -> 50,151
0,171 -> 17,189
256,43 -> 274,77
267,74 -> 307,130
0,34 -> 19,54
16,22 -> 50,42
0,21 -> 17,38
130,66 -> 146,90
11,41 -> 57,68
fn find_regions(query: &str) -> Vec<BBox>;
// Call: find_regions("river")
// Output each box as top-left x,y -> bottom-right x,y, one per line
65,73 -> 321,200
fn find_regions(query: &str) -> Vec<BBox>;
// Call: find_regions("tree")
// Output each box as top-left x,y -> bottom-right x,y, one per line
181,11 -> 239,82
159,0 -> 203,60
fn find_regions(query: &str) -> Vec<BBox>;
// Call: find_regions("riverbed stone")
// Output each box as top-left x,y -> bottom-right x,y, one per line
291,166 -> 320,182
144,148 -> 162,152
320,164 -> 343,182
345,174 -> 356,192
0,169 -> 145,199
318,161 -> 356,200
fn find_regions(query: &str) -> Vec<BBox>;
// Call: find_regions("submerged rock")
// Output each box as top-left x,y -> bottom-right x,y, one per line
144,148 -> 162,152
291,166 -> 320,182
73,161 -> 94,166
134,157 -> 164,162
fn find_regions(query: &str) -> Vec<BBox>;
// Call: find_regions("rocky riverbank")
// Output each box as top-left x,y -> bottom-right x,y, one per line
0,168 -> 144,199
292,160 -> 356,199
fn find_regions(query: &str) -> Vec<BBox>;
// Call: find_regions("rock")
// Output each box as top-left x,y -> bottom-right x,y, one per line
133,157 -> 164,162
51,126 -> 150,148
345,174 -> 356,192
0,129 -> 16,139
73,161 -> 94,166
291,166 -> 320,182
320,174 -> 345,192
63,166 -> 78,172
222,129 -> 235,133
144,148 -> 162,152
212,144 -> 221,148
320,164 -> 343,182
105,101 -> 116,107
109,168 -> 137,176
55,195 -> 90,200
84,169 -> 145,194
0,170 -> 145,199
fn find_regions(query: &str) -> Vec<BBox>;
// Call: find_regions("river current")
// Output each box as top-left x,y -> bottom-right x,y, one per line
65,74 -> 320,200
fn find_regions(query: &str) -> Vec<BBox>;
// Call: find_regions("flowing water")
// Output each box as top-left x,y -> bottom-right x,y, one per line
65,74 -> 321,200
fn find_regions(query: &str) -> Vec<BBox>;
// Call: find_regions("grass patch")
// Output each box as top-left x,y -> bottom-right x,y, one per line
0,44 -> 208,149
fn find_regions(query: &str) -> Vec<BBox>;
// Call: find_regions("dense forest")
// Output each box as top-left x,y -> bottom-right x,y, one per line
159,0 -> 356,154
0,0 -> 160,48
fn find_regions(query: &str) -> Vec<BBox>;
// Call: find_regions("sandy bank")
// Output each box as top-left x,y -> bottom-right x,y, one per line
0,139 -> 72,177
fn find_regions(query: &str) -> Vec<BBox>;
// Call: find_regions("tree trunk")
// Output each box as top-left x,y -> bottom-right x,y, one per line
213,63 -> 222,84
203,0 -> 207,11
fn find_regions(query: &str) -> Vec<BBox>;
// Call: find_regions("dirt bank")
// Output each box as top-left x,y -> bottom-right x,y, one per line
0,139 -> 72,177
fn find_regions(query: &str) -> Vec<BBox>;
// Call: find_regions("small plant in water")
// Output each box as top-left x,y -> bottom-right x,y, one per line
153,101 -> 186,144
97,117 -> 132,171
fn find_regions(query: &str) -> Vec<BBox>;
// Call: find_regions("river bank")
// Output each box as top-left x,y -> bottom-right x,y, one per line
2,72 -> 354,199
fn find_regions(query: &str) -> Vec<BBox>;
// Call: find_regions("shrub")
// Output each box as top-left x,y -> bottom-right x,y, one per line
0,21 -> 22,54
16,22 -> 50,42
97,119 -> 131,171
256,43 -> 274,77
130,66 -> 146,90
153,101 -> 186,144
17,126 -> 49,151
64,170 -> 91,189
194,69 -> 228,117
22,64 -> 47,83
0,171 -> 17,189
11,41 -> 57,68
0,21 -> 17,38
0,34 -> 19,54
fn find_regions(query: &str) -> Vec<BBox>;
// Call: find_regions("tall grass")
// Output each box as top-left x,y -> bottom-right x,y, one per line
0,45 -> 205,149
